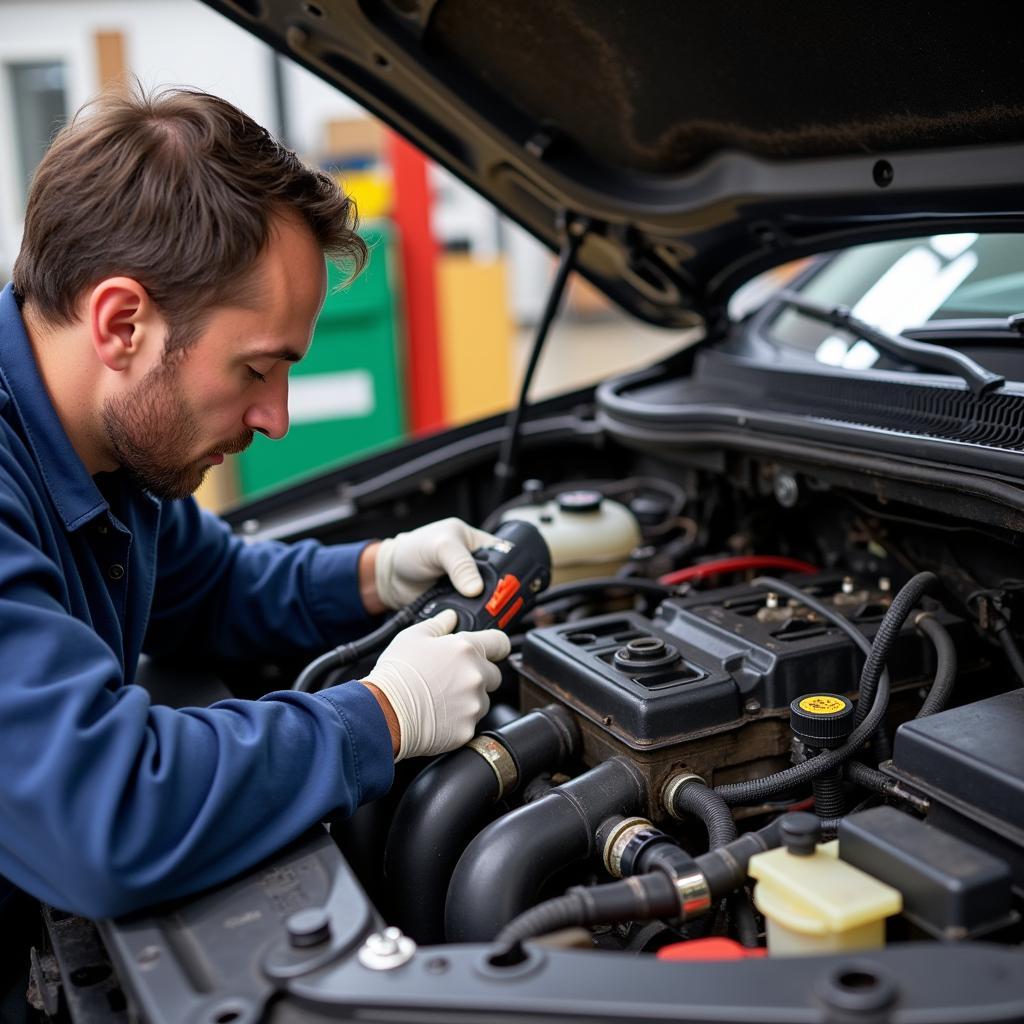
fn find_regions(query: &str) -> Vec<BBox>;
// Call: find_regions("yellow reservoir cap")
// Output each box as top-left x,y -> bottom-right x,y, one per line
798,695 -> 849,715
749,841 -> 902,956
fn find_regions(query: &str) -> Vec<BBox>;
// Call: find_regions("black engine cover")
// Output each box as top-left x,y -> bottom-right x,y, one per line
519,577 -> 964,751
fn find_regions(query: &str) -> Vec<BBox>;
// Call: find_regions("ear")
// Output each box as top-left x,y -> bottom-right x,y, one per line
87,277 -> 163,372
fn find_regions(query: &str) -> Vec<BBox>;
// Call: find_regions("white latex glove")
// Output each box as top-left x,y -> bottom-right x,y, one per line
374,517 -> 500,610
363,609 -> 511,761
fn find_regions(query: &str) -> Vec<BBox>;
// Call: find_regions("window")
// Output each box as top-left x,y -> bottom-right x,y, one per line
8,61 -> 68,202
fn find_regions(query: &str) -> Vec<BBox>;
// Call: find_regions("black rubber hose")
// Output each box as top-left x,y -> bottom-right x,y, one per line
915,614 -> 958,717
695,814 -> 838,900
494,872 -> 679,947
534,577 -> 673,606
477,703 -> 521,733
385,707 -> 578,944
671,781 -> 737,848
845,760 -> 931,815
991,613 -> 1024,686
852,571 -> 938,725
291,586 -> 443,692
695,820 -> 782,901
291,610 -> 412,692
445,758 -> 647,942
811,769 -> 846,819
731,891 -> 760,948
494,813 -> 841,948
846,760 -> 888,794
714,573 -> 936,805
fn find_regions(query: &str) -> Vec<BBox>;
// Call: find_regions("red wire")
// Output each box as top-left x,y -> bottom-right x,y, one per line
659,555 -> 819,586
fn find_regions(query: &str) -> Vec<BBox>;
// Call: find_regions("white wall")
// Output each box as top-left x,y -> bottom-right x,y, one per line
0,0 -> 547,320
0,0 -> 367,274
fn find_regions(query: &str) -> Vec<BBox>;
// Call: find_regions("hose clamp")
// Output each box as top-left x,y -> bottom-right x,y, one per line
602,817 -> 653,878
467,736 -> 518,799
672,871 -> 713,920
661,771 -> 707,821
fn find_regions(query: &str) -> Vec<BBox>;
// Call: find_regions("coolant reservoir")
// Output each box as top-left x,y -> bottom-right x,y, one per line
500,490 -> 642,586
748,840 -> 902,956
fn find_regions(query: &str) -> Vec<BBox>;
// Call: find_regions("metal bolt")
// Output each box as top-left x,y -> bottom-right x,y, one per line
765,592 -> 780,609
744,698 -> 761,714
529,577 -> 543,592
841,576 -> 856,595
773,472 -> 799,509
358,926 -> 416,971
136,946 -> 161,969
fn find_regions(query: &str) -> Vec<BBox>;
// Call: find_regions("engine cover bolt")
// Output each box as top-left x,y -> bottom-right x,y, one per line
358,926 -> 416,971
773,472 -> 799,508
612,636 -> 681,674
627,637 -> 665,659
286,908 -> 331,948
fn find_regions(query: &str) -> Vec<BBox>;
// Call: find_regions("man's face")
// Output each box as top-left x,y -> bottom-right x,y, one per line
101,214 -> 328,500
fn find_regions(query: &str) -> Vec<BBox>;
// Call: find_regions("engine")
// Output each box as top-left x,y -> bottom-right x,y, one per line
373,479 -> 1024,957
517,578 -> 967,795
93,465 -> 1024,1020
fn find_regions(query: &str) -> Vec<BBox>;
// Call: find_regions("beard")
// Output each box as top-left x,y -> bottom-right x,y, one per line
101,355 -> 252,501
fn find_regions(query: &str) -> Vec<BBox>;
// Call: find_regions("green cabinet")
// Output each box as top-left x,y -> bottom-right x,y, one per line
237,223 -> 405,496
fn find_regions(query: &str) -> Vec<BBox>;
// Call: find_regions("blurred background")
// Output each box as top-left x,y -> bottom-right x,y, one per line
0,0 -> 689,509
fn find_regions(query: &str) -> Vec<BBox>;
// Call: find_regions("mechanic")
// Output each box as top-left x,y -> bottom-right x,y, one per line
0,83 -> 510,954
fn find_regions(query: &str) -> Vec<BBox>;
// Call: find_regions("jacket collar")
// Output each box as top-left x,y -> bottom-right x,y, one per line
0,284 -> 109,531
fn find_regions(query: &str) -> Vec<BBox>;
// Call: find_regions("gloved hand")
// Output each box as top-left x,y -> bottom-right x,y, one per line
374,517 -> 499,610
363,609 -> 511,760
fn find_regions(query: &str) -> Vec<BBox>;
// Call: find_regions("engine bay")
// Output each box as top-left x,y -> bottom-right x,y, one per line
82,435 -> 1024,1020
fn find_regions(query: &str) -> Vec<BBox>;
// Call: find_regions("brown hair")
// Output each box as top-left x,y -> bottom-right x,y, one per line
12,83 -> 367,352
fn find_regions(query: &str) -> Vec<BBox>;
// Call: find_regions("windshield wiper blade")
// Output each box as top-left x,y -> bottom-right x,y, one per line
776,290 -> 1006,396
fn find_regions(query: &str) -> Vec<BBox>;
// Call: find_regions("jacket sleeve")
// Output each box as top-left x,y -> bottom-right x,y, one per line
0,482 -> 394,919
144,497 -> 377,661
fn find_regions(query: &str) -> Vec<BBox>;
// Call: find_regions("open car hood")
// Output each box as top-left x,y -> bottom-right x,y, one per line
203,0 -> 1024,326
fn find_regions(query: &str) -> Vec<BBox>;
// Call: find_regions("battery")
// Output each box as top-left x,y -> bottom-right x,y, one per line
838,806 -> 1014,940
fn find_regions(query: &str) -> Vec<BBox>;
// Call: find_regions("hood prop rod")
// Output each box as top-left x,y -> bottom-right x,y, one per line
491,213 -> 589,508
776,289 -> 1005,395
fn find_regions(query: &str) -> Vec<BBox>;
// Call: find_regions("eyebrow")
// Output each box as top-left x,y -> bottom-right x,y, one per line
244,347 -> 304,364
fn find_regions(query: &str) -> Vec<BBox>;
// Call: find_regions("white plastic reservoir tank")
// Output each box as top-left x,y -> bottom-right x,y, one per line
500,489 -> 642,586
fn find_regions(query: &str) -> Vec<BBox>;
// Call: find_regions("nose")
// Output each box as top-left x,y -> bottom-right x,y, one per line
243,379 -> 290,440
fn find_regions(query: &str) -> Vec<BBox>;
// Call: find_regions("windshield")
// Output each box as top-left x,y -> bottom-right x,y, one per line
765,234 -> 1024,372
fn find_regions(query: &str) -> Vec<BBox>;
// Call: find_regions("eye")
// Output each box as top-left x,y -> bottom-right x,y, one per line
245,365 -> 267,383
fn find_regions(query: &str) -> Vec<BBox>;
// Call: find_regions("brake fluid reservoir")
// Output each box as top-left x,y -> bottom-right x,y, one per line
500,490 -> 642,586
748,840 -> 902,956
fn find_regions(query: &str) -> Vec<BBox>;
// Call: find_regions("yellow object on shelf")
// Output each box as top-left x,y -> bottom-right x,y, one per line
337,170 -> 393,220
749,840 -> 902,956
437,254 -> 514,425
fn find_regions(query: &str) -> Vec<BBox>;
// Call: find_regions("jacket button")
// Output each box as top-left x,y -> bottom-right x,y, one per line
108,564 -> 125,581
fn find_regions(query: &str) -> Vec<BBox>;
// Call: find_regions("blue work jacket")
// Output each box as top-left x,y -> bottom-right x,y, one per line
0,284 -> 394,919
